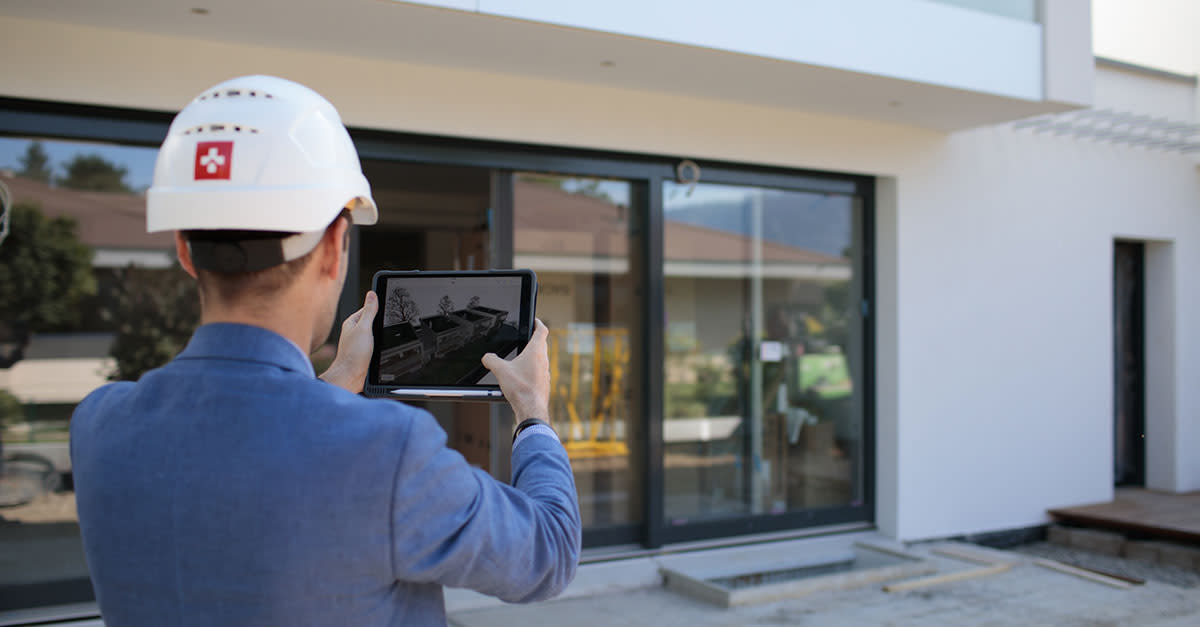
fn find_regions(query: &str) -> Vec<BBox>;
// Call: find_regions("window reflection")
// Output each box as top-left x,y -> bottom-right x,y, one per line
0,137 -> 193,611
514,173 -> 642,528
662,181 -> 864,524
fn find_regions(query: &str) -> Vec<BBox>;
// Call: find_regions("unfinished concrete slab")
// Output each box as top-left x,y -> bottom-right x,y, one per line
449,541 -> 1200,627
661,542 -> 934,607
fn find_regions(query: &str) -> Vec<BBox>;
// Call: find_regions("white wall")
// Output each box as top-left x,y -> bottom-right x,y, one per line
891,124 -> 1200,537
1093,0 -> 1200,77
2,16 -> 1196,540
1093,65 -> 1196,123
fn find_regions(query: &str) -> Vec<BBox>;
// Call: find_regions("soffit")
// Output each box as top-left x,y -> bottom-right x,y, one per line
0,0 -> 1075,130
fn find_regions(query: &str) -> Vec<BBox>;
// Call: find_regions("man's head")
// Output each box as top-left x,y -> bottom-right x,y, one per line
147,76 -> 376,349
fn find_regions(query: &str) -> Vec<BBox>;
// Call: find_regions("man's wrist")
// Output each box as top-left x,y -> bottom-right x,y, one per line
512,417 -> 550,442
319,364 -> 363,394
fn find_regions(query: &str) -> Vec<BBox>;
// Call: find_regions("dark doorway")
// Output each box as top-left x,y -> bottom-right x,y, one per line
1113,241 -> 1145,487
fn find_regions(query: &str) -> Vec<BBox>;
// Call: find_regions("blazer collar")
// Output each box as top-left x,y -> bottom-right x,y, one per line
176,323 -> 316,378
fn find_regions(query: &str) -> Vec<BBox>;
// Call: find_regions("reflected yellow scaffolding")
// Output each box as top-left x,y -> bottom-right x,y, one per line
549,327 -> 630,460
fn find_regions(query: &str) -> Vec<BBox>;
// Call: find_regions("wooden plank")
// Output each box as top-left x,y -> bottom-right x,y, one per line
882,564 -> 1011,593
1063,563 -> 1145,585
1032,558 -> 1134,590
931,545 -> 1012,567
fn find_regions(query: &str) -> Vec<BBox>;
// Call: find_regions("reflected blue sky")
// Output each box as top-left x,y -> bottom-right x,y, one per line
0,137 -> 158,191
664,181 -> 853,258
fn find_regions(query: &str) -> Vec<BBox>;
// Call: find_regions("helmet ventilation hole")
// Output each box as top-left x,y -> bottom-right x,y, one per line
198,89 -> 275,101
181,124 -> 261,135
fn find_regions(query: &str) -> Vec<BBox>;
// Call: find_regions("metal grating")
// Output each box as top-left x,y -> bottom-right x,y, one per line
1012,109 -> 1200,154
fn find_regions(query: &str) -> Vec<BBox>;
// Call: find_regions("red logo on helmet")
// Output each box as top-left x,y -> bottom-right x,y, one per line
194,141 -> 233,180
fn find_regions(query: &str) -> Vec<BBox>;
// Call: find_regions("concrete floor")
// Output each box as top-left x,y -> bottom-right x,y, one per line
448,539 -> 1200,627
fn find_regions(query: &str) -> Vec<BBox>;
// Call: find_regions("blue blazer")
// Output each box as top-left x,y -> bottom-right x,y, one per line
70,323 -> 580,626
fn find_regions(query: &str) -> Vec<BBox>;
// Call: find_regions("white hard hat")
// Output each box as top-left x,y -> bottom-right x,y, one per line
147,75 -> 376,269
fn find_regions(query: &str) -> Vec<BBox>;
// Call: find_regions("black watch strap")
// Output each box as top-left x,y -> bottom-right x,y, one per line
512,418 -> 550,443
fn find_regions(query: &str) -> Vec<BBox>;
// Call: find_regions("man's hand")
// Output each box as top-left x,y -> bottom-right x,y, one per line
482,319 -> 551,425
320,291 -> 378,394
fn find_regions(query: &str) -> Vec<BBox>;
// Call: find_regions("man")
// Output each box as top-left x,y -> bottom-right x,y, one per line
70,75 -> 580,626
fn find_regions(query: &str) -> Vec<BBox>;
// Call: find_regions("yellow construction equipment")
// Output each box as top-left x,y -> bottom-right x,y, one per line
549,327 -> 630,460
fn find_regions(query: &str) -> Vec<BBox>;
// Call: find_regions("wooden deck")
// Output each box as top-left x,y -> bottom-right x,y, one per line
1049,488 -> 1200,544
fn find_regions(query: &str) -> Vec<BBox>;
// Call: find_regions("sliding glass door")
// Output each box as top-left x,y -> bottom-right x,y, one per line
660,179 -> 868,533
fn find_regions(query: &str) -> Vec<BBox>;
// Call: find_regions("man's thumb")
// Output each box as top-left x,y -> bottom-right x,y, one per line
481,352 -> 504,372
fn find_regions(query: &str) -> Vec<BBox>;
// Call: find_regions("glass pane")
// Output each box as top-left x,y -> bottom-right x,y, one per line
0,137 -> 177,610
662,181 -> 864,524
514,173 -> 642,529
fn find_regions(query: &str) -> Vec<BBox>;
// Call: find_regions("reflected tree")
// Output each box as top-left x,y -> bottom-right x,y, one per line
0,201 -> 95,367
102,263 -> 199,381
57,154 -> 131,193
17,142 -> 53,184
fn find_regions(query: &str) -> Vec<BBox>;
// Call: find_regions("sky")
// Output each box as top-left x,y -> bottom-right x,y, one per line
382,275 -> 523,327
0,137 -> 158,191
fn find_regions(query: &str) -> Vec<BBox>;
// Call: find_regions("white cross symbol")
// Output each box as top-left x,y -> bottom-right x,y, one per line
199,147 -> 226,174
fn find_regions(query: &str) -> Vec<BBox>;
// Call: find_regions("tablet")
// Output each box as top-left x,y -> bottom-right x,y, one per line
364,269 -> 537,401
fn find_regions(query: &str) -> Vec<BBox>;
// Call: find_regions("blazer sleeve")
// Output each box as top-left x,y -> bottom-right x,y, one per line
389,409 -> 581,602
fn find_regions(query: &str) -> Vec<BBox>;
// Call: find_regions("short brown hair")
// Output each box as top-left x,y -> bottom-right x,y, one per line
190,209 -> 350,304
195,252 -> 316,304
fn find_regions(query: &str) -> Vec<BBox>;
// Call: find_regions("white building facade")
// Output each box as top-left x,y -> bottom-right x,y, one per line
1,0 -> 1196,620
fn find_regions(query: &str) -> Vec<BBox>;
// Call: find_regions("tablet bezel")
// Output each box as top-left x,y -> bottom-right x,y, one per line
365,269 -> 537,401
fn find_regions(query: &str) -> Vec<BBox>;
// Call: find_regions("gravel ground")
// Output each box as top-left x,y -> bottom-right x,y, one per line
1013,541 -> 1200,588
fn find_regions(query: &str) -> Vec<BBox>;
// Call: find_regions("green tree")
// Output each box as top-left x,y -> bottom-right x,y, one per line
0,389 -> 23,426
17,141 -> 53,183
57,154 -> 131,192
0,201 -> 96,366
101,264 -> 200,381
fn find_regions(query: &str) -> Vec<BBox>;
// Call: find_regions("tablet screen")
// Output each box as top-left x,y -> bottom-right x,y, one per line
373,273 -> 528,388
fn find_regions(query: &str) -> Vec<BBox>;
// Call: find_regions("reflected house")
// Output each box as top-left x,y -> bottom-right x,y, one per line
513,183 -> 851,368
513,179 -> 851,416
449,308 -> 491,336
0,173 -> 175,482
0,173 -> 171,408
420,314 -> 472,357
0,172 -> 174,269
378,321 -> 425,380
465,305 -> 507,332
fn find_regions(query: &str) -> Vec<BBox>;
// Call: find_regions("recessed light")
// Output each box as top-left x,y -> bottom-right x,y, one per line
191,7 -> 210,15
600,60 -> 616,68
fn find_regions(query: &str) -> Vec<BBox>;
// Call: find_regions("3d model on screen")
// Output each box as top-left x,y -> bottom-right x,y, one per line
379,278 -> 520,385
